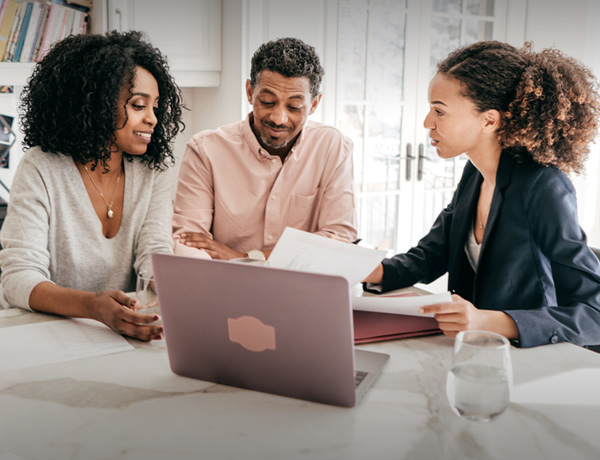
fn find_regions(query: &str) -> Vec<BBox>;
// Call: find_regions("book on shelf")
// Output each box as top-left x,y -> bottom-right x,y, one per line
13,1 -> 33,61
0,1 -> 19,61
4,0 -> 25,61
0,0 -> 10,24
1,0 -> 88,63
19,1 -> 43,62
30,1 -> 47,60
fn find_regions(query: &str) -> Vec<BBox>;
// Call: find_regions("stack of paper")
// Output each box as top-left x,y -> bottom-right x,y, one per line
267,228 -> 449,343
0,318 -> 133,372
267,227 -> 386,287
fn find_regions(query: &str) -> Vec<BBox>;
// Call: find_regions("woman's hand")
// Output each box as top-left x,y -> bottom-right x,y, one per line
363,263 -> 384,284
420,294 -> 519,340
89,290 -> 163,342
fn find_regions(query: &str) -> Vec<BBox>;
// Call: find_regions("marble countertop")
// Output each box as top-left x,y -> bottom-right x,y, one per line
1,308 -> 600,460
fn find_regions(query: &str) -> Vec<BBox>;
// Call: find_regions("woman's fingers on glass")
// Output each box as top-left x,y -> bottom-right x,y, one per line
136,273 -> 158,307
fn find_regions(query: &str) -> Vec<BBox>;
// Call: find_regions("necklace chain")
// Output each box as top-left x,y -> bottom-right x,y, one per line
83,165 -> 122,219
478,205 -> 488,229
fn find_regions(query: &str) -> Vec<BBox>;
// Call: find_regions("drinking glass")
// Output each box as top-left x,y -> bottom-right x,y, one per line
446,330 -> 512,422
135,272 -> 158,310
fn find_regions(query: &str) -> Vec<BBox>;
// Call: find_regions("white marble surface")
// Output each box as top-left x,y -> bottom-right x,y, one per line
1,307 -> 600,460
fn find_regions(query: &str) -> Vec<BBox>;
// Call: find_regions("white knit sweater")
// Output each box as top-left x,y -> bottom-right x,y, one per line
0,147 -> 175,309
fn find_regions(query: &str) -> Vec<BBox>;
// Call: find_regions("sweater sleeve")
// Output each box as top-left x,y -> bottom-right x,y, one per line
132,165 -> 176,278
0,155 -> 53,309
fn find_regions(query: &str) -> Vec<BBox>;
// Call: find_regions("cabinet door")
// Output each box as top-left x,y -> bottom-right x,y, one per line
107,0 -> 221,87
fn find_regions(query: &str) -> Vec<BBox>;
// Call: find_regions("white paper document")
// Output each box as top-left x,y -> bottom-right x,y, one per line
267,227 -> 387,287
0,318 -> 134,373
512,368 -> 600,406
352,292 -> 452,317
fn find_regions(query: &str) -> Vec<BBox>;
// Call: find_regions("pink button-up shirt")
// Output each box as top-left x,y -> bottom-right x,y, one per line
173,114 -> 357,256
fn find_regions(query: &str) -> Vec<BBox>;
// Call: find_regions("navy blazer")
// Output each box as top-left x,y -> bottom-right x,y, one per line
379,151 -> 600,348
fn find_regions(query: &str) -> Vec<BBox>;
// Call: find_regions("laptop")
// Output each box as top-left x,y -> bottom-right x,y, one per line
152,253 -> 389,408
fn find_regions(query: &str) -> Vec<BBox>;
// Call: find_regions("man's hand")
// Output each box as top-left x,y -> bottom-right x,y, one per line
420,294 -> 519,340
177,232 -> 246,260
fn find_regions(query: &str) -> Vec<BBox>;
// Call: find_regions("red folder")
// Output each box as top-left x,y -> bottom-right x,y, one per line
353,292 -> 441,344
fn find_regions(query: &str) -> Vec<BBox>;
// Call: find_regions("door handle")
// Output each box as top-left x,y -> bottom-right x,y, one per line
417,144 -> 425,181
405,143 -> 414,181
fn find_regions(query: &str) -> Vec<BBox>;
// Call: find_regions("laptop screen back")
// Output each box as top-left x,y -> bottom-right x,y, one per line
152,254 -> 358,407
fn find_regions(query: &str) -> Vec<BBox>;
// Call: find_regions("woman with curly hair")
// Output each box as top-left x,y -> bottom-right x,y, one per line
0,30 -> 184,341
364,41 -> 600,348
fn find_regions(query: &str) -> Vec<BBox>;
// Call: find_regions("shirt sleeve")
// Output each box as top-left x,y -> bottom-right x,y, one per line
312,134 -> 358,242
503,169 -> 600,347
0,156 -> 53,310
172,136 -> 214,257
133,165 -> 177,278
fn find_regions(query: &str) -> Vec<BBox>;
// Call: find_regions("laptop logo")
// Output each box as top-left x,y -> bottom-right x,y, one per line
227,316 -> 276,352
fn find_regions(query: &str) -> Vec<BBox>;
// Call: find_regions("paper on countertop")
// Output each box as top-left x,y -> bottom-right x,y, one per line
511,368 -> 600,406
267,227 -> 387,287
352,291 -> 452,317
0,318 -> 134,373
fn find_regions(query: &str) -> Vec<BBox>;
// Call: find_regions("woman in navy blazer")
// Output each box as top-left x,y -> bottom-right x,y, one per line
365,41 -> 600,348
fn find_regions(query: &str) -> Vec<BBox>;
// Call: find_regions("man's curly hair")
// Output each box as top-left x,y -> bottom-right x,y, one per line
438,40 -> 600,175
19,30 -> 185,171
249,37 -> 324,99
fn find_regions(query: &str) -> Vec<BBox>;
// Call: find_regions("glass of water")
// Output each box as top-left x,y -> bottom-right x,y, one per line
135,271 -> 158,310
446,330 -> 512,422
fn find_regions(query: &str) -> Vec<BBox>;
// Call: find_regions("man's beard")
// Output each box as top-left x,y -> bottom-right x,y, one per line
259,132 -> 292,150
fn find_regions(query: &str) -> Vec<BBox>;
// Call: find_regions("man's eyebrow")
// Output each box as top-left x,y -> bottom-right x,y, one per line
258,89 -> 305,100
431,100 -> 447,106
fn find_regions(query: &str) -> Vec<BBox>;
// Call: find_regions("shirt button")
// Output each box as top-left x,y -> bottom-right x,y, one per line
271,159 -> 277,164
267,235 -> 274,241
271,195 -> 277,200
550,335 -> 559,344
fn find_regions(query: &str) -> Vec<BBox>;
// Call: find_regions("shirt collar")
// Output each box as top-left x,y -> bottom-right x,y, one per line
242,112 -> 307,162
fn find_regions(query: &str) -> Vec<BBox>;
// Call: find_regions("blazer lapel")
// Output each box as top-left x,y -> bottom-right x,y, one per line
480,151 -> 514,250
449,165 -> 482,265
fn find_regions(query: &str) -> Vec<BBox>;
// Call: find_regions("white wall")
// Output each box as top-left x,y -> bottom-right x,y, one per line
522,0 -> 600,246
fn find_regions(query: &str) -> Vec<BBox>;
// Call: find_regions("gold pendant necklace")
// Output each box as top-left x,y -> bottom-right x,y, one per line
478,205 -> 487,229
83,164 -> 122,219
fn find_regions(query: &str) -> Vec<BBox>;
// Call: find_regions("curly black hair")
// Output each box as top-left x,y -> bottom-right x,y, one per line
437,40 -> 600,175
249,37 -> 324,99
19,30 -> 185,171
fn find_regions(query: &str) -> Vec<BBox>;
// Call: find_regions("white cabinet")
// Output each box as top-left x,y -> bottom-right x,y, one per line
105,0 -> 221,87
0,0 -> 222,88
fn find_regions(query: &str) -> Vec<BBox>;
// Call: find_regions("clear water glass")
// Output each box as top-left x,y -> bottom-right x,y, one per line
135,272 -> 158,309
446,330 -> 512,422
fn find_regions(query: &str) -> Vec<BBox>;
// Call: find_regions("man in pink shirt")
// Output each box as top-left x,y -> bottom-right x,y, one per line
173,37 -> 357,260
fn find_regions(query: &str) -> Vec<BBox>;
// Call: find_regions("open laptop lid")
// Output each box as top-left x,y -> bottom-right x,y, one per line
152,253 -> 359,407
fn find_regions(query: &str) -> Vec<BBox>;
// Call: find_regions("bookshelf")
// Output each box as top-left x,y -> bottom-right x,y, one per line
0,0 -> 94,86
1,0 -> 222,88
